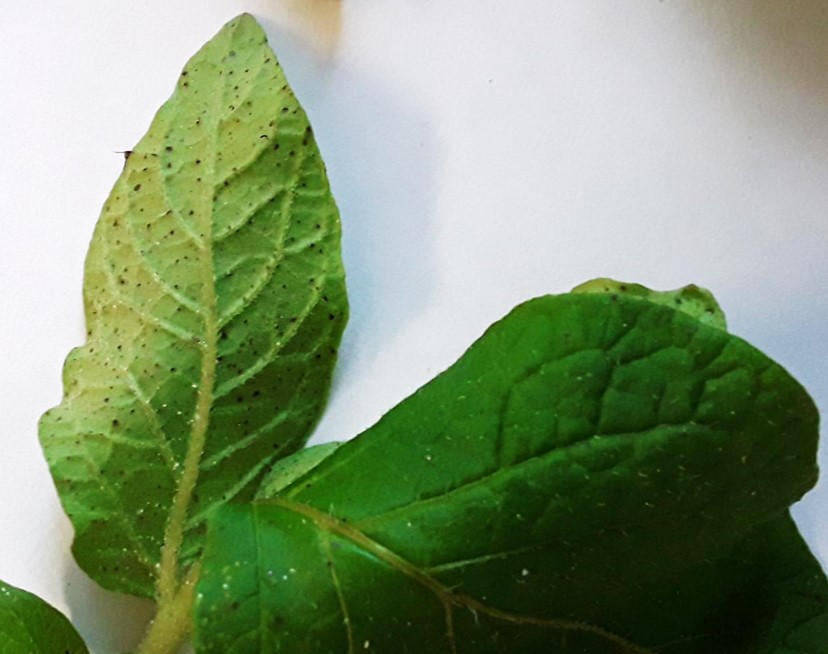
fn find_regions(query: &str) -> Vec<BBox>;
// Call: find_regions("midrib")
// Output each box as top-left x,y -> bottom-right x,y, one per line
156,253 -> 217,603
155,110 -> 222,606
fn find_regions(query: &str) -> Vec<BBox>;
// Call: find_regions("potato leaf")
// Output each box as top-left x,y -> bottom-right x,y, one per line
39,14 -> 347,599
571,277 -> 727,329
698,512 -> 828,654
257,441 -> 342,497
194,290 -> 822,652
0,581 -> 89,653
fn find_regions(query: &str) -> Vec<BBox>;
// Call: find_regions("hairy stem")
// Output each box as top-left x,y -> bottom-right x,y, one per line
145,171 -> 218,650
136,562 -> 202,654
157,249 -> 217,602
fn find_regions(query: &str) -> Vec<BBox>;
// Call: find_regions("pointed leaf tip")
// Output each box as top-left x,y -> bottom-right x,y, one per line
39,13 -> 348,598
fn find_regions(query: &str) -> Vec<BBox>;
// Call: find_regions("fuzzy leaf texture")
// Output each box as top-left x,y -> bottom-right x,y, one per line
0,581 -> 89,654
39,14 -> 348,598
194,289 -> 826,653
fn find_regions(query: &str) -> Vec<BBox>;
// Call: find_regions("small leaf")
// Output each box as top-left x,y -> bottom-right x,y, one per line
0,580 -> 89,653
39,13 -> 347,598
257,441 -> 341,497
194,291 -> 821,652
572,277 -> 727,330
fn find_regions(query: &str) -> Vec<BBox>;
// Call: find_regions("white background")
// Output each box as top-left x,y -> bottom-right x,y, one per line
1,1 -> 826,651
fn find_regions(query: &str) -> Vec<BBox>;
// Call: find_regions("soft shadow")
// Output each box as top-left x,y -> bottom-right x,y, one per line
65,561 -> 156,652
257,20 -> 439,418
689,0 -> 828,565
692,0 -> 828,105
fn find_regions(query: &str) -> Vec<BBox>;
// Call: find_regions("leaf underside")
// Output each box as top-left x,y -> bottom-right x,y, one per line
39,14 -> 347,598
195,292 -> 825,653
0,580 -> 89,654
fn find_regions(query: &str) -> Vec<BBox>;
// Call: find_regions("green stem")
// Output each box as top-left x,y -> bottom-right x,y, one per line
136,563 -> 201,654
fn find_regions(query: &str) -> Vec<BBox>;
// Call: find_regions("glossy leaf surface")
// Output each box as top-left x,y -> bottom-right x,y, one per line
39,14 -> 347,597
0,581 -> 89,654
194,292 -> 823,652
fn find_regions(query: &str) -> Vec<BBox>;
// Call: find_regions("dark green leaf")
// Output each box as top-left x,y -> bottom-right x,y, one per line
648,512 -> 828,654
39,13 -> 347,598
0,580 -> 89,654
194,291 -> 822,652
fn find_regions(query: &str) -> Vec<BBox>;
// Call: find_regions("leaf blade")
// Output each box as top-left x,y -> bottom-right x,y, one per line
195,291 -> 822,651
39,13 -> 347,597
0,581 -> 89,654
278,294 -> 816,554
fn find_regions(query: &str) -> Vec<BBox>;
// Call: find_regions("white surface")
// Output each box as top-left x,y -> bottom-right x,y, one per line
1,1 -> 826,651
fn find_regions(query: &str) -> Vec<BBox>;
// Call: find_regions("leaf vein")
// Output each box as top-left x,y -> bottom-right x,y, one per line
116,205 -> 207,314
94,234 -> 202,345
121,369 -> 179,470
271,498 -> 653,654
214,294 -> 323,400
321,531 -> 355,654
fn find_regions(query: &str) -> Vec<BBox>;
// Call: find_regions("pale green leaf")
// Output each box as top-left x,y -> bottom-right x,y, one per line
39,13 -> 347,598
257,441 -> 341,497
572,277 -> 727,330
